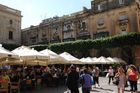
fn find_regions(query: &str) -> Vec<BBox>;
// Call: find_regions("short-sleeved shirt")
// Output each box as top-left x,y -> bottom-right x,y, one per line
109,69 -> 114,76
79,73 -> 92,88
2,75 -> 10,81
129,71 -> 139,81
92,69 -> 98,77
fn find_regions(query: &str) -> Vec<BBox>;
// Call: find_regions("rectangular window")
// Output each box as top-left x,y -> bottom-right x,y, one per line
121,14 -> 126,20
99,18 -> 104,25
9,31 -> 13,40
82,22 -> 86,28
119,0 -> 125,5
9,20 -> 13,24
98,4 -> 102,10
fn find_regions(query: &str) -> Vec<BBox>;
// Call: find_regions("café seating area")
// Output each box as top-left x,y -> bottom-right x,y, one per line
0,66 -> 67,93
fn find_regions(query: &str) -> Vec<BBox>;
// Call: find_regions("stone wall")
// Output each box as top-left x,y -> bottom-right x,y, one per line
0,4 -> 21,44
135,46 -> 140,66
91,0 -> 135,14
89,45 -> 140,67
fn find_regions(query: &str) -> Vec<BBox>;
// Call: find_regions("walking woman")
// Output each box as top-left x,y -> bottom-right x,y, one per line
129,65 -> 140,93
92,66 -> 100,88
115,67 -> 126,93
108,66 -> 114,85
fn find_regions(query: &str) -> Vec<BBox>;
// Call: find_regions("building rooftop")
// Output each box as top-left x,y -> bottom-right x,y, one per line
0,4 -> 22,16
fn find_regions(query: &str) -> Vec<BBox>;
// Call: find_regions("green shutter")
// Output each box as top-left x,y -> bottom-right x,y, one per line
52,25 -> 59,29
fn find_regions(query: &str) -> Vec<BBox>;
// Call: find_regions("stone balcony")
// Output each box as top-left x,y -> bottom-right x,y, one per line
77,31 -> 91,40
63,29 -> 73,32
50,39 -> 61,44
93,32 -> 109,39
117,19 -> 129,25
63,37 -> 75,42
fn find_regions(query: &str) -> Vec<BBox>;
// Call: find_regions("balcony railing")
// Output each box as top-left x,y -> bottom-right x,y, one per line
39,40 -> 49,44
63,38 -> 75,42
93,32 -> 109,39
77,35 -> 91,40
30,36 -> 37,39
117,19 -> 129,25
50,39 -> 61,44
63,29 -> 73,32
41,37 -> 48,41
78,31 -> 90,36
42,34 -> 46,37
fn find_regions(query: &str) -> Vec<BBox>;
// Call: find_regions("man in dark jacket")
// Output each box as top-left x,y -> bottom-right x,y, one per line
66,65 -> 79,93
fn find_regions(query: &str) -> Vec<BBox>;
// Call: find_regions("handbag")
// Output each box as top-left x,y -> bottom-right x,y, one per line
106,73 -> 109,78
80,76 -> 85,85
67,90 -> 71,93
113,77 -> 119,85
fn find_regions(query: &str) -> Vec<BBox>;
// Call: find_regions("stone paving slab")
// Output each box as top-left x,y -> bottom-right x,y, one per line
22,77 -> 140,93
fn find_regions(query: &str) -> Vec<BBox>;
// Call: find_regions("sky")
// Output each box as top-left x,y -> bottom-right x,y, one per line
0,0 -> 92,29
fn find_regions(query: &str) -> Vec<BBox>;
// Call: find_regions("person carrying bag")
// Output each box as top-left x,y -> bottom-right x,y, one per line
114,67 -> 126,93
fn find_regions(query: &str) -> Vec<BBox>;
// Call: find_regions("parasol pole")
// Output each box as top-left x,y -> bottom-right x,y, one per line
21,58 -> 25,72
64,64 -> 66,73
46,56 -> 50,67
102,64 -> 103,72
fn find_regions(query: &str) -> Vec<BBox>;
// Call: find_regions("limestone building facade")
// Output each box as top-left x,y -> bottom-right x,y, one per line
22,0 -> 140,45
0,4 -> 22,44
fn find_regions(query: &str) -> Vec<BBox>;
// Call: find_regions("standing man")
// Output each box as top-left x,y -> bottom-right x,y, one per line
66,65 -> 79,93
79,68 -> 92,93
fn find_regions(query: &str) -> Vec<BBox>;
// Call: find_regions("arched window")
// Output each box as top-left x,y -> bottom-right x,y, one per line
82,22 -> 86,28
98,4 -> 102,10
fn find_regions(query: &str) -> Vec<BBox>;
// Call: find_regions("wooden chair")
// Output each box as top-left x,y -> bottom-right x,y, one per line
10,80 -> 20,93
0,81 -> 9,93
25,80 -> 32,89
36,78 -> 41,89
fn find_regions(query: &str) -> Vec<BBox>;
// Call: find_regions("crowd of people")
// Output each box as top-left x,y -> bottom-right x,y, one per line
0,65 -> 68,90
0,64 -> 139,93
66,65 -> 140,93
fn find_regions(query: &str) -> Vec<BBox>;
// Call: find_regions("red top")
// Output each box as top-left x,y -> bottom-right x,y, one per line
67,68 -> 70,73
0,79 -> 6,82
129,71 -> 138,81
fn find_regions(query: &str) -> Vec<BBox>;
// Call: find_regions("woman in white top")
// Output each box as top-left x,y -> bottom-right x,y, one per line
108,66 -> 114,84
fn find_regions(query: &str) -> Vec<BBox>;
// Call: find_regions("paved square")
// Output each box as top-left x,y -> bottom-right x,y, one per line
22,77 -> 140,93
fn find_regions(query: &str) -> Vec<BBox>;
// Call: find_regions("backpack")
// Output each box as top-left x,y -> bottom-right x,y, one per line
80,76 -> 85,85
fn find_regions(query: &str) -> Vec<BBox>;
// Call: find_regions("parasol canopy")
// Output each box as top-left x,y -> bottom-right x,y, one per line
40,49 -> 67,64
59,52 -> 81,64
12,46 -> 49,66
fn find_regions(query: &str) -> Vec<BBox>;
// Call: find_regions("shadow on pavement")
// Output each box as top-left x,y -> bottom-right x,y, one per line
91,89 -> 100,92
92,87 -> 114,92
21,86 -> 67,93
98,88 -> 114,92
